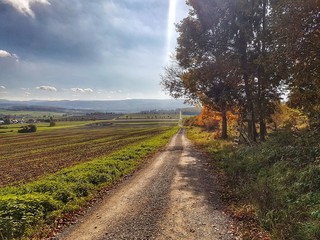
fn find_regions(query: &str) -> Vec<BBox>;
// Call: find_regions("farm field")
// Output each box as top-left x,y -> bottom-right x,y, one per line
0,110 -> 65,118
0,120 -> 178,187
118,113 -> 180,119
0,120 -> 104,134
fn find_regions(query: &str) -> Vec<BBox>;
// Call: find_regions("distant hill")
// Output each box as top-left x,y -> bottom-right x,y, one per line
0,99 -> 191,113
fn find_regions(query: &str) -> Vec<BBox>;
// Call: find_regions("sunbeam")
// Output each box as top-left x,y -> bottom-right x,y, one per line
166,0 -> 177,62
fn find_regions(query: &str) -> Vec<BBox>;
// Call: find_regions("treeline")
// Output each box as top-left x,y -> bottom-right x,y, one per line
161,0 -> 319,140
139,109 -> 180,114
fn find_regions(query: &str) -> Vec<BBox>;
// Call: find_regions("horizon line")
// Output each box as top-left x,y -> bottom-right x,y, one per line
0,98 -> 185,102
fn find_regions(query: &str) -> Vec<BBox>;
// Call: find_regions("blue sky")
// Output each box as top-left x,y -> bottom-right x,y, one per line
0,0 -> 188,100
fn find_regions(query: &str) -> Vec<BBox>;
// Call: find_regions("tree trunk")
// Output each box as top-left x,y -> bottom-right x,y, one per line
247,118 -> 256,142
221,109 -> 228,139
238,29 -> 257,142
259,117 -> 267,141
258,0 -> 267,143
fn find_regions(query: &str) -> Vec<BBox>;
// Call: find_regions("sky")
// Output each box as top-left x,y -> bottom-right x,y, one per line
0,0 -> 189,100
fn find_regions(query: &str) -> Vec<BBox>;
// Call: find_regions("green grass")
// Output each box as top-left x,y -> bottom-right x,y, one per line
0,126 -> 179,239
187,127 -> 320,240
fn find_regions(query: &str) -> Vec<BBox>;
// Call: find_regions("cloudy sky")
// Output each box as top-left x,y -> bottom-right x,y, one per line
0,0 -> 189,100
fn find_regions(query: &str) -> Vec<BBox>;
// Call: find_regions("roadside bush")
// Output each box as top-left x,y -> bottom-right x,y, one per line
18,124 -> 37,133
187,127 -> 320,240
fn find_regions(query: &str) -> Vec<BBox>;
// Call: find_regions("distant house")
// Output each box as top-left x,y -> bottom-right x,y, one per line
0,120 -> 4,124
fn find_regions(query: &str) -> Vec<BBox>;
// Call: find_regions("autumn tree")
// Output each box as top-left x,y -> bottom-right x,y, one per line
162,0 -> 283,141
162,1 -> 240,139
223,0 -> 284,141
163,0 -> 319,139
161,60 -> 236,139
270,0 -> 320,127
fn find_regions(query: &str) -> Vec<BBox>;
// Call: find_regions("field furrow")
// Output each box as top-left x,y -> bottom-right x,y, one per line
0,121 -> 176,186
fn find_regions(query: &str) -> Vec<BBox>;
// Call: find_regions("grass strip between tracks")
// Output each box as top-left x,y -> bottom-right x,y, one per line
0,126 -> 179,239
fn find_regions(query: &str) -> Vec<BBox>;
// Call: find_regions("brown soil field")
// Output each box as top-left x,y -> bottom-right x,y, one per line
0,121 -> 175,186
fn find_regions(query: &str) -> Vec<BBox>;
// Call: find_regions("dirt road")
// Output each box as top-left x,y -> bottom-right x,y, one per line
58,129 -> 236,240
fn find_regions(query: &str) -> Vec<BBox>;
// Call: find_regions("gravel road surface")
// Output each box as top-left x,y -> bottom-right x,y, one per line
57,129 -> 236,240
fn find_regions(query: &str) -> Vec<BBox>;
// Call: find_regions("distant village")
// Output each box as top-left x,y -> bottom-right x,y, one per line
0,116 -> 48,125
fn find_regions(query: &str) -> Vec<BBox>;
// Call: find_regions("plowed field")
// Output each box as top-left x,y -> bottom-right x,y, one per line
0,121 -> 176,186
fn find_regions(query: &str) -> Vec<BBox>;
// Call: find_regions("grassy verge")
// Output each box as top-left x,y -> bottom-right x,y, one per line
186,127 -> 320,240
0,126 -> 179,239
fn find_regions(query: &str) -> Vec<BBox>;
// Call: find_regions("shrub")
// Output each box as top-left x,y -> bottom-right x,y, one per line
49,121 -> 56,127
18,125 -> 37,133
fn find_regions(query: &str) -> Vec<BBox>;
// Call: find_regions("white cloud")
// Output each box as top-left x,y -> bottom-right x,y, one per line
0,86 -> 6,89
0,49 -> 19,62
84,88 -> 93,93
4,0 -> 50,18
70,88 -> 85,93
0,50 -> 11,58
36,85 -> 57,91
70,88 -> 93,93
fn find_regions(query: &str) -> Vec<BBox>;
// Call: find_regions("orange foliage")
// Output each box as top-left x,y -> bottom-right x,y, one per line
197,106 -> 238,137
197,107 -> 221,130
227,111 -> 239,126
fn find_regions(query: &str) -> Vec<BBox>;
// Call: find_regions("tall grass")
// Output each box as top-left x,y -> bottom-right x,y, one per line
0,126 -> 178,239
187,127 -> 320,240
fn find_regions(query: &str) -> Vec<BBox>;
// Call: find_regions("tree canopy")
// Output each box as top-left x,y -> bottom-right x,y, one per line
161,0 -> 319,140
270,0 -> 320,123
